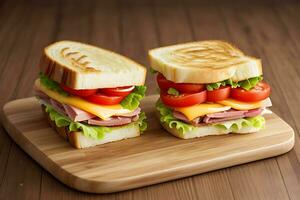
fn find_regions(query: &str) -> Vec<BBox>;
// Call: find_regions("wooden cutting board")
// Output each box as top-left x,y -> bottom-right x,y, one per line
0,95 -> 294,193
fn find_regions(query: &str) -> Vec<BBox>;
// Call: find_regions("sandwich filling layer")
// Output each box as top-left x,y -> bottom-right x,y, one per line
35,74 -> 147,140
156,100 -> 269,134
154,72 -> 272,135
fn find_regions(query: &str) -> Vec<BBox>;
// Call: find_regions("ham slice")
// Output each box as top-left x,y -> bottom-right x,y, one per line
206,109 -> 246,118
50,99 -> 66,115
62,104 -> 96,122
245,109 -> 263,117
173,111 -> 203,126
35,89 -> 140,126
116,107 -> 141,117
203,109 -> 263,124
173,111 -> 190,123
35,90 -> 49,100
132,115 -> 139,122
88,117 -> 134,126
203,115 -> 246,124
173,108 -> 263,125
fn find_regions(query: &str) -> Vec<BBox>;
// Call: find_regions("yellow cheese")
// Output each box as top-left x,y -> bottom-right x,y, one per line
35,79 -> 132,120
174,104 -> 231,121
217,98 -> 262,110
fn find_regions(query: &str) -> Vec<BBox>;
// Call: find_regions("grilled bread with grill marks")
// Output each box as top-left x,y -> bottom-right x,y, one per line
149,40 -> 262,83
40,41 -> 147,89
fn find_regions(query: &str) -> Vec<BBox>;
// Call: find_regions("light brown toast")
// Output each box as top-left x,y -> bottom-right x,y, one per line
149,40 -> 262,83
40,40 -> 147,89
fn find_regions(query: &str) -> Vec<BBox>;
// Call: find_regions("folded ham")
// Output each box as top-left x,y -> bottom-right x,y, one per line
87,111 -> 140,126
203,109 -> 262,124
172,111 -> 190,123
173,108 -> 263,125
88,117 -> 132,126
62,104 -> 96,122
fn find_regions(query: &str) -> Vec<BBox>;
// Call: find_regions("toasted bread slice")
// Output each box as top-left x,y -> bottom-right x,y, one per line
40,41 -> 146,89
161,121 -> 261,139
149,40 -> 262,83
43,106 -> 140,149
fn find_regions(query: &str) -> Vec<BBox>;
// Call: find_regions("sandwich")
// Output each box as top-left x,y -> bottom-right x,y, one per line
34,41 -> 147,148
149,40 -> 272,139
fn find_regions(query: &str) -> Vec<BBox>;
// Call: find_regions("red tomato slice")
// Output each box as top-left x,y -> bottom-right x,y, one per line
60,84 -> 97,97
157,73 -> 205,93
160,90 -> 207,107
85,93 -> 125,105
231,82 -> 271,102
207,86 -> 231,102
100,86 -> 134,97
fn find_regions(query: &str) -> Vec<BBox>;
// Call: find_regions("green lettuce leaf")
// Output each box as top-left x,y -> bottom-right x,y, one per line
156,100 -> 265,134
45,104 -> 147,139
39,73 -> 69,96
156,100 -> 194,134
121,85 -> 146,110
150,68 -> 158,74
214,115 -> 265,132
206,80 -> 227,91
206,76 -> 263,91
167,88 -> 179,96
225,79 -> 239,88
137,112 -> 147,133
45,105 -> 110,140
238,76 -> 263,90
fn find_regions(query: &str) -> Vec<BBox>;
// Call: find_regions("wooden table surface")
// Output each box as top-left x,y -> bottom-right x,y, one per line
0,0 -> 300,199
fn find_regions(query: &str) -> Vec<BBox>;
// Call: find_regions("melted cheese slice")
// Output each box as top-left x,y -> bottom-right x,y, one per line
217,98 -> 262,110
174,104 -> 231,121
35,79 -> 132,120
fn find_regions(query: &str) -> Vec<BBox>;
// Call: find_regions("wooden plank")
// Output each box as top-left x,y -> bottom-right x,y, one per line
225,159 -> 290,200
0,126 -> 11,188
0,1 -> 58,199
187,2 -> 293,200
154,0 -> 192,45
40,172 -> 114,200
0,0 -> 42,196
191,171 -> 234,200
274,2 -> 300,49
0,96 -> 294,193
0,2 -> 40,102
272,2 -> 300,104
219,2 -> 300,199
0,143 -> 41,200
120,1 -> 159,95
15,2 -> 59,98
89,0 -> 120,51
0,0 -> 27,190
55,0 -> 93,42
0,0 -> 30,78
132,177 -> 198,200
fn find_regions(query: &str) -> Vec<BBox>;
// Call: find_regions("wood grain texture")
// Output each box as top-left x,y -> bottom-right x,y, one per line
0,96 -> 294,193
218,3 -> 300,199
184,3 -> 297,200
0,0 -> 300,199
0,1 -> 55,199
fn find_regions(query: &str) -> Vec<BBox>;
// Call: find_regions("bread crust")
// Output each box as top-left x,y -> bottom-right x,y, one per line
42,106 -> 81,148
148,40 -> 262,83
40,40 -> 147,89
155,110 -> 260,139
